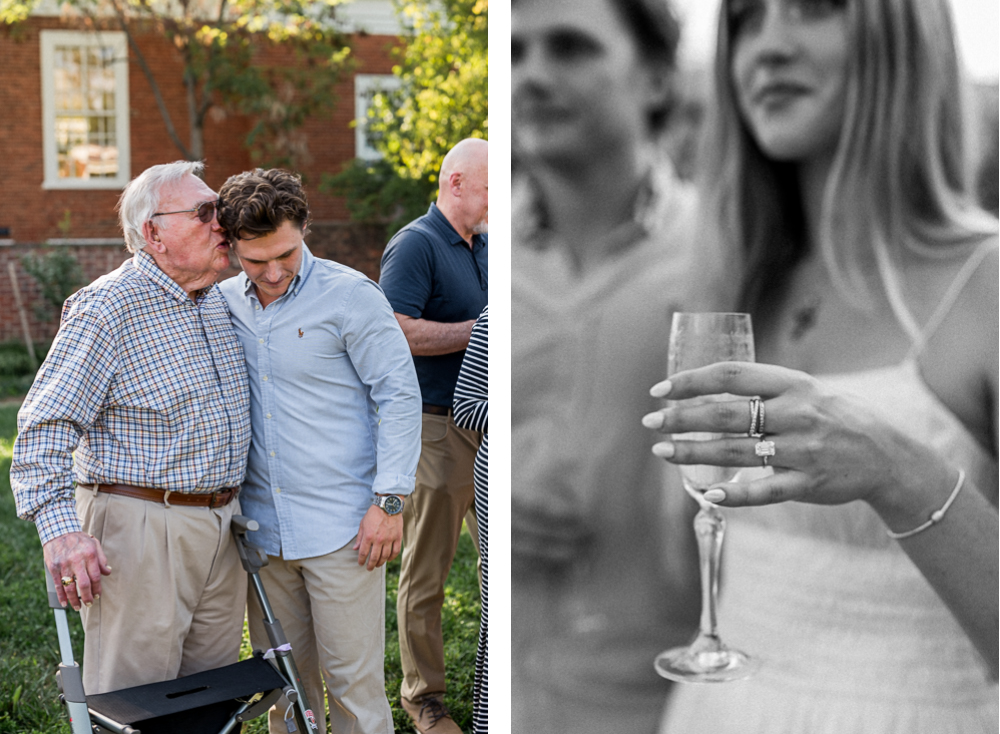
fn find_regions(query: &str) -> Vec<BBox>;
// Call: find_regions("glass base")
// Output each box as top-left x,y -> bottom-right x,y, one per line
654,637 -> 758,683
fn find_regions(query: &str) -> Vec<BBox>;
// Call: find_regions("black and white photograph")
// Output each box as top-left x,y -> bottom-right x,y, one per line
511,0 -> 1000,731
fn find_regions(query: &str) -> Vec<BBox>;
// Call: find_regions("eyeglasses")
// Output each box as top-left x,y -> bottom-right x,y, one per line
152,200 -> 220,224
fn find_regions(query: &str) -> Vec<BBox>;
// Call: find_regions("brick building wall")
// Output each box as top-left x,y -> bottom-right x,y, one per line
0,18 -> 400,242
0,221 -> 391,344
0,14 -> 404,343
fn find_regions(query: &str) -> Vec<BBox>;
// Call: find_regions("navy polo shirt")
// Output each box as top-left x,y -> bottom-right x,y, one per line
379,203 -> 488,407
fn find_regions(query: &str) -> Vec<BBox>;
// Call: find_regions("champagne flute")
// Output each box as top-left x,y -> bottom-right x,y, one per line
654,312 -> 759,683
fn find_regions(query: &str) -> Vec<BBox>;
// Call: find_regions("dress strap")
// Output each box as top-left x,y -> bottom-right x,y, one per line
908,239 -> 997,359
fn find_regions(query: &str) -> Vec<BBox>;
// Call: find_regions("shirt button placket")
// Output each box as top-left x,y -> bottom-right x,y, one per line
258,305 -> 280,499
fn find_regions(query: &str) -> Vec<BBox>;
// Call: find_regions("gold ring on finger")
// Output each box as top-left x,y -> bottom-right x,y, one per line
61,576 -> 75,586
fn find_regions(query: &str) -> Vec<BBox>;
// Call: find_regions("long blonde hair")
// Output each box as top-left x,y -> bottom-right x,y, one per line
700,0 -> 998,325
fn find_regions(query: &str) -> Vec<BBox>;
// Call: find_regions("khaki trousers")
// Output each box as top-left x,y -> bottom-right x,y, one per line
246,543 -> 393,734
76,486 -> 247,695
397,413 -> 480,702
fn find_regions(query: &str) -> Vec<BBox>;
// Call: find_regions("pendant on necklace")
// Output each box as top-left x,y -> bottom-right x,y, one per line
790,296 -> 820,341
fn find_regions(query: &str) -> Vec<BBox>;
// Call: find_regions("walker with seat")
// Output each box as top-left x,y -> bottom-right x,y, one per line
47,515 -> 320,734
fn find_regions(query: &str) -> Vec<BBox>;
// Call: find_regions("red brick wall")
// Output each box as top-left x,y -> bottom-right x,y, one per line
0,221 -> 390,344
0,244 -> 132,345
0,17 -> 401,343
0,18 -> 401,244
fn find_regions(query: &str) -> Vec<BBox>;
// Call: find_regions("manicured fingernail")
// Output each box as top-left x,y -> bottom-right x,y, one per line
704,489 -> 726,503
641,412 -> 664,429
650,379 -> 673,398
652,441 -> 675,459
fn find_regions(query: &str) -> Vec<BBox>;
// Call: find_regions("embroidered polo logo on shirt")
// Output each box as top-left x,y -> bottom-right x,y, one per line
298,328 -> 304,338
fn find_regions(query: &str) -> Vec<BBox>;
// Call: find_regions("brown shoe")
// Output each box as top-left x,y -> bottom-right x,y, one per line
401,695 -> 463,733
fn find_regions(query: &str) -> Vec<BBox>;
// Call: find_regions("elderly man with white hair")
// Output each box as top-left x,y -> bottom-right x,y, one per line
10,160 -> 251,695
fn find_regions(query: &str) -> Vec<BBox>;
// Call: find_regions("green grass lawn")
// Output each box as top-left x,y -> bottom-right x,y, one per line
0,401 -> 481,733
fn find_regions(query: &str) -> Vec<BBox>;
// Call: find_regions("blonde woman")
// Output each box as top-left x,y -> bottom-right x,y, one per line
643,0 -> 998,731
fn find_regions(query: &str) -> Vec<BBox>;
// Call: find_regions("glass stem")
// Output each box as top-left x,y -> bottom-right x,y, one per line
694,504 -> 725,640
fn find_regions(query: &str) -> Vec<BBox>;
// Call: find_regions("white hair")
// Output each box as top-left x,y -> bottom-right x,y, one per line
117,161 -> 205,253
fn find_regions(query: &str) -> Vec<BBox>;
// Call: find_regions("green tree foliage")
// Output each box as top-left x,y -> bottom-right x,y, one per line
20,250 -> 84,322
370,0 -> 488,183
322,158 -> 433,234
322,0 -> 488,232
1,0 -> 354,168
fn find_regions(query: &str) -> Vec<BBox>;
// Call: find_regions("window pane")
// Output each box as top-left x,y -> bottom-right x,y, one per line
52,41 -> 120,180
54,46 -> 83,112
57,115 -> 118,179
86,47 -> 115,111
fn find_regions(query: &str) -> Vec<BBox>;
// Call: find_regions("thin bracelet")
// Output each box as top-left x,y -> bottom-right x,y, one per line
886,469 -> 966,540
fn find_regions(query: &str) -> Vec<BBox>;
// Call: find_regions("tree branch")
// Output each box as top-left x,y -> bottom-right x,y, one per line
109,0 -> 193,160
196,0 -> 228,125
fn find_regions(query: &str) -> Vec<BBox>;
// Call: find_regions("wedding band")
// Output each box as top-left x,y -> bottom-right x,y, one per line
61,576 -> 75,587
755,439 -> 776,467
748,397 -> 765,438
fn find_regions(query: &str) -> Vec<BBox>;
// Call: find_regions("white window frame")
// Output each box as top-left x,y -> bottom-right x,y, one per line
354,73 -> 401,160
40,30 -> 131,190
334,0 -> 404,35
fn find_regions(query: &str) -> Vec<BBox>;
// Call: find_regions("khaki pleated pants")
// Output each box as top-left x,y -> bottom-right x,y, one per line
76,486 -> 247,695
246,543 -> 393,734
397,412 -> 481,703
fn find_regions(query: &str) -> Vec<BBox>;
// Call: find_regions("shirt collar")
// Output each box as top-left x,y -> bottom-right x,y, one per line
133,248 -> 202,304
426,203 -> 486,250
515,145 -> 682,254
239,241 -> 313,302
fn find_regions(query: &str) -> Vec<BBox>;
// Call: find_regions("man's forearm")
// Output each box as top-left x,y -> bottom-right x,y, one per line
395,314 -> 475,356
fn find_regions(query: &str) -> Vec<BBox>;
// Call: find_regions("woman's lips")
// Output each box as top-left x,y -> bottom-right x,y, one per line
753,82 -> 810,108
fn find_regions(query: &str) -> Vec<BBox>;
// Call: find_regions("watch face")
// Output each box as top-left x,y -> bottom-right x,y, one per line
382,495 -> 403,515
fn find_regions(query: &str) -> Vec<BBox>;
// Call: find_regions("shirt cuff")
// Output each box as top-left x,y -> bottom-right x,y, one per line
372,473 -> 416,497
35,498 -> 83,546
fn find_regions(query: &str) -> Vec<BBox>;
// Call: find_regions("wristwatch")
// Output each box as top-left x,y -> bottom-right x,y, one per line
372,494 -> 404,515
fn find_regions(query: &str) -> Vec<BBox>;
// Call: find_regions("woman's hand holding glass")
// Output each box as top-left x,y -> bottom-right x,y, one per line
653,312 -> 757,684
642,361 -> 954,519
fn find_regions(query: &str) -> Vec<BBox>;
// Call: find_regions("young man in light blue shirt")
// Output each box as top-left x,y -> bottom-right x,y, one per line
217,168 -> 422,734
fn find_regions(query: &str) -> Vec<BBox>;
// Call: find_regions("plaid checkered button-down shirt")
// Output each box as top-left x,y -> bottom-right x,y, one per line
10,250 -> 251,545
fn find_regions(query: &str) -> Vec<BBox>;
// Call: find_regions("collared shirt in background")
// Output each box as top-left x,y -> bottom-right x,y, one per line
11,249 -> 251,545
220,244 -> 421,560
379,202 -> 488,407
512,155 -> 727,714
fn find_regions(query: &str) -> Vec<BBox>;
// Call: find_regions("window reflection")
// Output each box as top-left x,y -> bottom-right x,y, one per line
53,44 -> 118,179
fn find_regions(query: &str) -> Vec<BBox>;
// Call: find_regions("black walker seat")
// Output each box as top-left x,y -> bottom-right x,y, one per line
47,514 -> 319,734
85,655 -> 287,734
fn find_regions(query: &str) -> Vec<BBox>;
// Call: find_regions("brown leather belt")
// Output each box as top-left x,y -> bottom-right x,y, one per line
422,403 -> 452,416
95,483 -> 238,508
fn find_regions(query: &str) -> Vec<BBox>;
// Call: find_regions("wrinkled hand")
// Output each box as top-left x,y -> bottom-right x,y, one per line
641,361 -> 945,511
44,531 -> 112,611
354,505 -> 403,571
